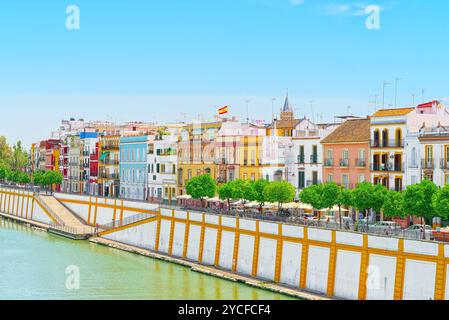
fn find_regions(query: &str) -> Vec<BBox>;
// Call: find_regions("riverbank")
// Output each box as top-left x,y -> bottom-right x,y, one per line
90,237 -> 330,300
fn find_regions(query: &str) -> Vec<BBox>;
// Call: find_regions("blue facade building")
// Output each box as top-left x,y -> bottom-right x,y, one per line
119,136 -> 149,201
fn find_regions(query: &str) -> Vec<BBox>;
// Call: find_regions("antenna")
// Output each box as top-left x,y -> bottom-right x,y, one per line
411,93 -> 416,106
421,89 -> 426,103
245,100 -> 251,124
394,77 -> 402,108
382,81 -> 390,109
309,100 -> 315,123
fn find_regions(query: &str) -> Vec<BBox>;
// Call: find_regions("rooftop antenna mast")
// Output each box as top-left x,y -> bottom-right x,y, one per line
382,81 -> 390,109
411,93 -> 416,106
245,100 -> 251,124
309,100 -> 315,123
394,77 -> 402,108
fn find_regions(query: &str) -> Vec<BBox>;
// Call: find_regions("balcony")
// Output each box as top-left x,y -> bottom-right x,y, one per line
297,155 -> 305,164
102,145 -> 119,151
355,159 -> 367,167
99,173 -> 120,180
421,159 -> 435,170
370,139 -> 404,148
339,159 -> 349,168
324,158 -> 333,167
371,162 -> 404,173
102,159 -> 120,165
310,154 -> 318,164
440,159 -> 449,170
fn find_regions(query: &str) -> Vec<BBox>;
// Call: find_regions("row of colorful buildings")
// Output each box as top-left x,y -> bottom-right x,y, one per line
29,96 -> 449,204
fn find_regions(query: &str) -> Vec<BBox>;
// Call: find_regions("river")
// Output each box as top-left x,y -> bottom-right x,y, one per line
0,218 -> 295,300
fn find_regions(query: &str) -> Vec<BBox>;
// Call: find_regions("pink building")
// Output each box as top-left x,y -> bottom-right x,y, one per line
321,118 -> 371,188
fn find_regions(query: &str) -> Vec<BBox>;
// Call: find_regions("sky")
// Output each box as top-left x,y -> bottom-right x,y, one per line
0,0 -> 448,148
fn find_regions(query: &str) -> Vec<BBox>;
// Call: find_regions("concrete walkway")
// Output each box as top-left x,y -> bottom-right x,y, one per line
37,195 -> 95,234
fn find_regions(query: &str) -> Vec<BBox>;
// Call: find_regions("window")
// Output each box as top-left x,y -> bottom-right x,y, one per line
342,174 -> 349,189
382,129 -> 389,147
298,171 -> 305,189
411,147 -> 417,167
395,128 -> 402,147
358,175 -> 365,183
312,171 -> 318,185
327,173 -> 333,183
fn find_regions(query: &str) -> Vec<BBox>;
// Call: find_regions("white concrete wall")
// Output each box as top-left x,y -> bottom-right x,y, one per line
43,195 -> 449,301
306,245 -> 330,294
104,221 -> 157,250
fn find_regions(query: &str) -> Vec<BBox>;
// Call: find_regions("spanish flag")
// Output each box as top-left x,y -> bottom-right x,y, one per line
218,106 -> 229,115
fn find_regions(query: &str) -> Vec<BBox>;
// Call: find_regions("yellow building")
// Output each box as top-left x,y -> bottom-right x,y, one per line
177,121 -> 222,195
98,134 -> 120,198
215,121 -> 266,182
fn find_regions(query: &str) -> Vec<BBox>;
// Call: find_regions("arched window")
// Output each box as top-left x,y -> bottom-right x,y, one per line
395,128 -> 402,147
373,130 -> 380,147
382,129 -> 389,147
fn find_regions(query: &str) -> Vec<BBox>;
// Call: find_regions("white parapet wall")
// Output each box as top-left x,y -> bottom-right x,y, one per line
0,188 -> 54,225
96,204 -> 449,301
53,193 -> 159,226
4,188 -> 449,301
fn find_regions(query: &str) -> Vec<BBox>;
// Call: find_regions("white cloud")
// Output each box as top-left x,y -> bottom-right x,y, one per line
324,2 -> 388,17
325,3 -> 351,15
289,0 -> 305,6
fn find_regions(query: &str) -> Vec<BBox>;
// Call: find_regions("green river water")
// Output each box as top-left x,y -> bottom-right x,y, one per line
0,218 -> 294,300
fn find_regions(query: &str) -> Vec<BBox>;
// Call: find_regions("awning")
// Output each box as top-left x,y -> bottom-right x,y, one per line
99,151 -> 110,162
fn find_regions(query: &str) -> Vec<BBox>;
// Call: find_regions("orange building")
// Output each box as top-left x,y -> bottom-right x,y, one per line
321,118 -> 371,189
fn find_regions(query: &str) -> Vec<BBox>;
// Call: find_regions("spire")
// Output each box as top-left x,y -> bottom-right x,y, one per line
282,90 -> 293,112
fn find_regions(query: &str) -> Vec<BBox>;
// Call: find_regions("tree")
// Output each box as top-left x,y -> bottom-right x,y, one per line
186,174 -> 217,204
432,184 -> 449,221
40,170 -> 63,193
0,136 -> 12,167
18,172 -> 31,185
325,184 -> 354,228
0,165 -> 11,182
383,190 -> 405,219
263,181 -> 295,211
403,179 -> 438,230
252,179 -> 269,211
10,141 -> 29,171
300,184 -> 326,214
218,182 -> 233,213
371,183 -> 388,218
351,182 -> 375,231
32,170 -> 45,186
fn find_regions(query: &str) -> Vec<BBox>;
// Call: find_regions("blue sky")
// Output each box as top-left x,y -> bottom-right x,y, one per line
0,0 -> 448,147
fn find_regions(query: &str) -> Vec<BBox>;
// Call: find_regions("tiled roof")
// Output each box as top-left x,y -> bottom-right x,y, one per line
371,107 -> 414,117
321,119 -> 370,144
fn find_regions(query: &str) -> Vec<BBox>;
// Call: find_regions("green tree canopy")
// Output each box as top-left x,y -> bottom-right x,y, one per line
32,170 -> 45,186
403,179 -> 438,223
432,184 -> 449,220
263,181 -> 295,210
0,165 -> 11,181
218,182 -> 234,211
186,174 -> 217,201
300,184 -> 326,211
252,179 -> 269,208
383,190 -> 405,218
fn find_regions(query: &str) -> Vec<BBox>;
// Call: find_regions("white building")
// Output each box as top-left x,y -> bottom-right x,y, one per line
285,119 -> 338,195
147,130 -> 179,204
417,126 -> 449,187
371,101 -> 449,190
